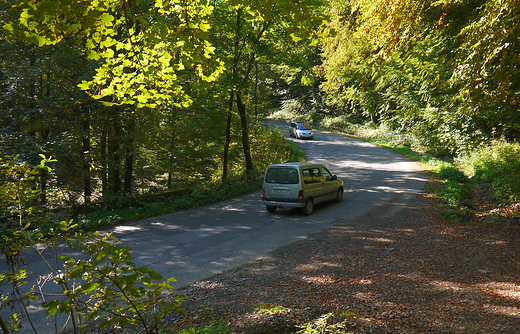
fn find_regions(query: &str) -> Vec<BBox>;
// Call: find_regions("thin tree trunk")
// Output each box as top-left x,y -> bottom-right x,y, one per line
222,90 -> 234,182
100,121 -> 108,197
167,109 -> 177,187
124,117 -> 134,194
236,92 -> 253,174
254,62 -> 258,121
107,107 -> 122,195
82,105 -> 91,203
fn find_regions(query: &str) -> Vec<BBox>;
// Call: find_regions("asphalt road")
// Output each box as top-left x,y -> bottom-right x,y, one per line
1,122 -> 427,332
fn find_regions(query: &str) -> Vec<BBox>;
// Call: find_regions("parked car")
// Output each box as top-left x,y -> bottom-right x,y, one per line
289,121 -> 314,139
262,162 -> 343,215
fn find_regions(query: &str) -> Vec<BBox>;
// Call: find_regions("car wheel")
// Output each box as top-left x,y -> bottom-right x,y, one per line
302,198 -> 313,215
266,206 -> 277,213
335,187 -> 344,202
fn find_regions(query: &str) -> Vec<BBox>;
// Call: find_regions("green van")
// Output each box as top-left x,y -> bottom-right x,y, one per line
262,162 -> 344,215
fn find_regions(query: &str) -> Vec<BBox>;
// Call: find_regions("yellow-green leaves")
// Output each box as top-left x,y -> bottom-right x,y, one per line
4,0 -> 222,108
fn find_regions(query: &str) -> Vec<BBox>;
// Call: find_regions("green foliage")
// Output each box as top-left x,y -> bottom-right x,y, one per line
319,0 -> 520,154
174,307 -> 230,334
177,320 -> 230,334
296,312 -> 355,334
42,221 -> 184,333
0,155 -> 55,228
4,0 -> 223,107
456,141 -> 520,202
319,116 -> 350,131
250,125 -> 306,172
318,116 -> 394,142
255,303 -> 289,314
0,160 -> 183,334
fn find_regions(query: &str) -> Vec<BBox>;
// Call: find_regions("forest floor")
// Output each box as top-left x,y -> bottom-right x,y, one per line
159,178 -> 520,334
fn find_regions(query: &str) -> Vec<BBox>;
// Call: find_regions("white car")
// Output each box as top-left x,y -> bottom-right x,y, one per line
289,121 -> 314,139
262,162 -> 343,215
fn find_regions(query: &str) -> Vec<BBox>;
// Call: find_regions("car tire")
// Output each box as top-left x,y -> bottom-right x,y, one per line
302,198 -> 313,215
266,206 -> 277,213
335,187 -> 344,202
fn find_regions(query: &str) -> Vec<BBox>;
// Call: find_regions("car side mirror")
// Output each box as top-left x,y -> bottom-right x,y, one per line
332,175 -> 337,181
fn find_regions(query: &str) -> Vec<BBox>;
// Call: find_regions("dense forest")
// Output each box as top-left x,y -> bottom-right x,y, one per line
320,0 -> 519,156
0,0 -> 518,212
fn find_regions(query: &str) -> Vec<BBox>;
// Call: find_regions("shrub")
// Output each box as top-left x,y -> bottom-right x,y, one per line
250,126 -> 305,173
268,99 -> 312,122
296,312 -> 355,334
319,115 -> 349,131
456,141 -> 520,202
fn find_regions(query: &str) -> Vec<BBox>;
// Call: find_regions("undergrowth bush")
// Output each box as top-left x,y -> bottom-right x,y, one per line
251,125 -> 305,171
267,99 -> 313,122
319,116 -> 395,142
456,141 -> 520,202
296,312 -> 355,334
319,115 -> 349,131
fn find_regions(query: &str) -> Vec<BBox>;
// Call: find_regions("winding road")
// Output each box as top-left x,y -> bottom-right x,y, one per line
1,122 -> 427,332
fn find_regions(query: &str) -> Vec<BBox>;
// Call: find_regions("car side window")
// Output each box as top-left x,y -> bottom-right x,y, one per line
303,168 -> 323,184
320,167 -> 333,181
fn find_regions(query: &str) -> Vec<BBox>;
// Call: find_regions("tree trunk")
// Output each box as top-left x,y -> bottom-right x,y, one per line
108,107 -> 122,194
100,121 -> 108,196
82,104 -> 91,203
124,117 -> 135,194
222,90 -> 234,182
167,109 -> 177,187
236,92 -> 253,174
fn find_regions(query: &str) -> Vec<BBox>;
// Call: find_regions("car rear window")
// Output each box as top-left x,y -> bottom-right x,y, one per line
265,167 -> 299,184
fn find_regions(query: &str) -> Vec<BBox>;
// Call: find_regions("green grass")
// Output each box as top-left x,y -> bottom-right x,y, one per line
255,303 -> 290,314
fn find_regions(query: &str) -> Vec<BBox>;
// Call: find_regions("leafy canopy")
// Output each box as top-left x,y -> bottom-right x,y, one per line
4,0 -> 224,108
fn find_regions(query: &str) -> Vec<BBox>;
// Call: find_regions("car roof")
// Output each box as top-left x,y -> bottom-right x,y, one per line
267,162 -> 324,169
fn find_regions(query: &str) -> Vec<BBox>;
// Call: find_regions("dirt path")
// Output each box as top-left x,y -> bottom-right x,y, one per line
167,185 -> 520,333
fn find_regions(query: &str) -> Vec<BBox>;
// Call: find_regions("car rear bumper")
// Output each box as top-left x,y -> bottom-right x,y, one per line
262,198 -> 306,208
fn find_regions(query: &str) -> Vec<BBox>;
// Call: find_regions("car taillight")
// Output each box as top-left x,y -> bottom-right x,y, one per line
298,190 -> 303,199
262,189 -> 266,198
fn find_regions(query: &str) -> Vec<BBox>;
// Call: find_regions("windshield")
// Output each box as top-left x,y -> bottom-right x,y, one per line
297,123 -> 311,130
265,167 -> 299,184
